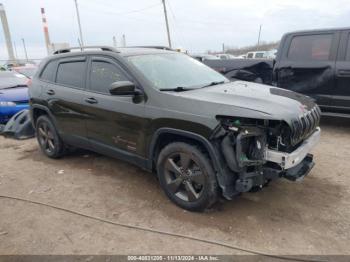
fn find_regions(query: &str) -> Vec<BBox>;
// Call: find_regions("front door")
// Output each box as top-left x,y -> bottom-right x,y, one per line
275,32 -> 338,108
84,56 -> 146,160
334,30 -> 350,112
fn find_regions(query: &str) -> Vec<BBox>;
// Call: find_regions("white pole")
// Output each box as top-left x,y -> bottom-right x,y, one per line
22,38 -> 28,61
257,24 -> 262,50
113,36 -> 117,48
0,3 -> 15,61
74,0 -> 84,47
162,0 -> 172,48
122,34 -> 126,47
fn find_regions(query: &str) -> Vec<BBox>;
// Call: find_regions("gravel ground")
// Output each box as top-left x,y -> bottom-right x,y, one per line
0,117 -> 349,256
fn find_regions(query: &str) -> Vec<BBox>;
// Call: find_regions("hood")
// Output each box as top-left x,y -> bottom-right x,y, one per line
0,87 -> 29,102
171,81 -> 316,124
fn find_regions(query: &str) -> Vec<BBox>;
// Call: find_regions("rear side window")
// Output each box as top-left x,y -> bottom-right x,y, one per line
89,60 -> 128,94
288,34 -> 333,61
255,52 -> 264,58
56,61 -> 85,88
40,61 -> 56,82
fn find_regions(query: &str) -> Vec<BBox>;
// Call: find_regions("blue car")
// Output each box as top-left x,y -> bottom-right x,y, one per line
0,71 -> 29,124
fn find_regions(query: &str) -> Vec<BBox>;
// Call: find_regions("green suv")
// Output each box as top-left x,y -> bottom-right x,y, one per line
29,46 -> 321,211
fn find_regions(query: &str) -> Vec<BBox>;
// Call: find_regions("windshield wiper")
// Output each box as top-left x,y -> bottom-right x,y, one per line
159,81 -> 226,92
200,81 -> 226,88
159,86 -> 193,92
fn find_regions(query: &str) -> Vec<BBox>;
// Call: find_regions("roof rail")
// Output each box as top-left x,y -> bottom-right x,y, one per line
130,46 -> 173,51
53,46 -> 119,55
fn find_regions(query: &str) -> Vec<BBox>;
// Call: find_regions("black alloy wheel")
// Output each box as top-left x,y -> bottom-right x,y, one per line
36,115 -> 65,158
157,142 -> 218,211
164,152 -> 205,202
37,121 -> 55,154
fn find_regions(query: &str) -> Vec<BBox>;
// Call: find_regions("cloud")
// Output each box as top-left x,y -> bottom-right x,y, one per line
0,0 -> 349,60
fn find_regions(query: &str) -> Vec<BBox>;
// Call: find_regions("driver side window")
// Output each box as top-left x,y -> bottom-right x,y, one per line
89,60 -> 128,94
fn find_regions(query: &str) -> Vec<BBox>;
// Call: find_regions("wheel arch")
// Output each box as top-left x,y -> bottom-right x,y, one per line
31,105 -> 58,129
148,128 -> 223,175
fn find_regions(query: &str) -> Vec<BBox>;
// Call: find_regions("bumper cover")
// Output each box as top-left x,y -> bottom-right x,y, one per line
283,154 -> 314,181
265,127 -> 321,169
0,104 -> 29,124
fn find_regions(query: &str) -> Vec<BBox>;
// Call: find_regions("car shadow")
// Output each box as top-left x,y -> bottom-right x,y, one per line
15,124 -> 347,236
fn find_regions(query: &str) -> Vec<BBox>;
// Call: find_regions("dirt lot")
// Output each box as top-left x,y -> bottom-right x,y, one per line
0,117 -> 349,256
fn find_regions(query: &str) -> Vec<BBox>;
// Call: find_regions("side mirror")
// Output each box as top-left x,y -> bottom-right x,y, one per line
109,81 -> 140,96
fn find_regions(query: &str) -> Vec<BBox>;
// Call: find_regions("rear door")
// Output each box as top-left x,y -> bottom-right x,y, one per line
45,56 -> 89,146
84,56 -> 146,158
275,31 -> 339,107
334,30 -> 350,112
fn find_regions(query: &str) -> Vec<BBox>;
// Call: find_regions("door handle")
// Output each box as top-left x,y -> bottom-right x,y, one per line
85,97 -> 98,104
46,89 -> 55,95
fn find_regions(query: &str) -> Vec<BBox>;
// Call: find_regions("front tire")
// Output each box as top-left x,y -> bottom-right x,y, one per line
157,142 -> 218,211
36,115 -> 65,158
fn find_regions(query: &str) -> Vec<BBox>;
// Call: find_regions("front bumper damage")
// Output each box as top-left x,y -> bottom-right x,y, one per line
214,124 -> 321,199
265,127 -> 321,169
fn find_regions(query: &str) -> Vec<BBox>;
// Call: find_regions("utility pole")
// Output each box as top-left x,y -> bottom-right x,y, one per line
77,38 -> 82,50
257,24 -> 262,50
0,3 -> 15,62
22,38 -> 28,61
122,34 -> 126,47
113,36 -> 117,48
162,0 -> 172,48
13,41 -> 18,60
222,43 -> 225,53
74,0 -> 84,47
41,8 -> 51,54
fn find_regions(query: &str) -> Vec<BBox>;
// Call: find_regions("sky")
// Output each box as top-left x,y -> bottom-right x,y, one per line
0,0 -> 350,60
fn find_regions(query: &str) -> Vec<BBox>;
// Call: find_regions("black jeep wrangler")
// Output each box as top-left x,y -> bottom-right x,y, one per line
29,46 -> 321,211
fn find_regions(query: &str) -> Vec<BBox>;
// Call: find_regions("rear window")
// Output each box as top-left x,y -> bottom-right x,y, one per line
288,34 -> 333,61
247,53 -> 253,58
40,61 -> 56,82
56,61 -> 85,88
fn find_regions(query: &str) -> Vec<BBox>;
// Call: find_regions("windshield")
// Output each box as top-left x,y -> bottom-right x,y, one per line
127,53 -> 228,90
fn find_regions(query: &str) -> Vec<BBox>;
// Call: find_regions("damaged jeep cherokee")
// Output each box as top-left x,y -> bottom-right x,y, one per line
29,46 -> 321,211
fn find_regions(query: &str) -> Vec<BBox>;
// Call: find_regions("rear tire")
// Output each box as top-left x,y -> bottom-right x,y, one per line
36,115 -> 65,158
157,142 -> 218,212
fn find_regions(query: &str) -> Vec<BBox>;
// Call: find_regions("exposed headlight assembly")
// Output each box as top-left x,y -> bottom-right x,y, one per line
0,101 -> 16,106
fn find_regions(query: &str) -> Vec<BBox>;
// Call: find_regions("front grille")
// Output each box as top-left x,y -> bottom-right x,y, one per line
290,105 -> 321,145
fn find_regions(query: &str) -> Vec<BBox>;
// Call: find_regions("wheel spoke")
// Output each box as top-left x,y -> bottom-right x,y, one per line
38,127 -> 46,138
180,153 -> 191,170
184,181 -> 199,201
43,123 -> 48,133
189,170 -> 205,185
165,158 -> 182,177
43,137 -> 49,149
167,177 -> 183,194
47,139 -> 55,151
47,131 -> 54,140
